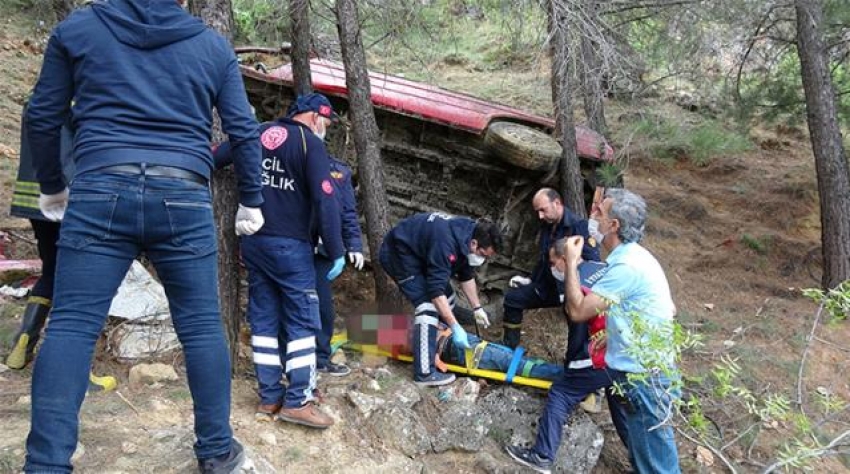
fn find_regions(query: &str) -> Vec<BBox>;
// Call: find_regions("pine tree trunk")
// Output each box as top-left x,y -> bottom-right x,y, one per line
334,0 -> 404,309
795,0 -> 850,289
189,0 -> 243,370
549,0 -> 586,218
290,0 -> 313,95
579,1 -> 607,137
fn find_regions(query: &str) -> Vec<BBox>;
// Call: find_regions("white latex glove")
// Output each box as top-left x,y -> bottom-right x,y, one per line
39,188 -> 69,222
509,275 -> 531,288
235,204 -> 264,236
348,251 -> 365,271
473,306 -> 491,328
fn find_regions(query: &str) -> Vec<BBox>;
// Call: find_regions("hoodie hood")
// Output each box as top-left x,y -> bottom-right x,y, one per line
92,0 -> 206,49
447,217 -> 476,256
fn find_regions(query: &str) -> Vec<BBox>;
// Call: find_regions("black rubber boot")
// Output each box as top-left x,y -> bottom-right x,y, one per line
501,324 -> 522,349
6,298 -> 51,369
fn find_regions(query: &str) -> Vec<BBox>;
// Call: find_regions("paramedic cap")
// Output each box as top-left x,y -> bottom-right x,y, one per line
286,93 -> 339,121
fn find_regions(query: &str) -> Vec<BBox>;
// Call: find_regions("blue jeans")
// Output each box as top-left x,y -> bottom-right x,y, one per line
241,235 -> 319,408
314,253 -> 335,368
25,172 -> 232,472
615,370 -> 682,474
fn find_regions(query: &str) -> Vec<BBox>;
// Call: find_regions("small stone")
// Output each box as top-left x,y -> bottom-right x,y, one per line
695,446 -> 715,466
367,379 -> 381,392
0,363 -> 9,373
121,442 -> 137,454
70,442 -> 85,464
347,390 -> 386,417
16,395 -> 31,405
128,363 -> 179,388
13,449 -> 23,457
360,353 -> 387,368
259,432 -> 277,446
330,350 -> 347,365
374,367 -> 393,379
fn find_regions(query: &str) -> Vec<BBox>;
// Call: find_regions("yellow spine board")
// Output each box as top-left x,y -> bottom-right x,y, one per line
331,333 -> 552,390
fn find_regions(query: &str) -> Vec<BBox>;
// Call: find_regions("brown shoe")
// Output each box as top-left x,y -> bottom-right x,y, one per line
255,403 -> 281,421
276,403 -> 334,429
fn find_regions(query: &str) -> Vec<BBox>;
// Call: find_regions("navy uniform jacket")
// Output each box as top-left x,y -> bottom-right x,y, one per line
215,118 -> 344,259
384,212 -> 477,299
315,156 -> 363,257
11,103 -> 75,221
530,208 -> 600,300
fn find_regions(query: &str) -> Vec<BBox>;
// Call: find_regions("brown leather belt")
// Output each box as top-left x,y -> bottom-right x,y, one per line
99,164 -> 207,185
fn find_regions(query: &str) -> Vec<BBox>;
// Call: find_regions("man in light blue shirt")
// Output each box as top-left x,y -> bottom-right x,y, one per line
563,188 -> 681,474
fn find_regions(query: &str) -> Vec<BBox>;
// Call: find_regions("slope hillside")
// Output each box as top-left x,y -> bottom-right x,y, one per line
1,8 -> 848,474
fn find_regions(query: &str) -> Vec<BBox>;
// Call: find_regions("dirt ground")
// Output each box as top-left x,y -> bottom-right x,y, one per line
2,8 -> 850,474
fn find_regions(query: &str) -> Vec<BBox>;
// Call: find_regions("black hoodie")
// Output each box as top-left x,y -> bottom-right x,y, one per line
26,0 -> 263,207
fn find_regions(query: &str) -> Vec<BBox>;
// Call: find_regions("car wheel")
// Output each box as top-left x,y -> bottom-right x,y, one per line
484,121 -> 562,171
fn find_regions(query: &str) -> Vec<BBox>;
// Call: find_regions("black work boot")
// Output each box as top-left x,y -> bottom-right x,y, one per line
501,324 -> 522,349
6,298 -> 51,370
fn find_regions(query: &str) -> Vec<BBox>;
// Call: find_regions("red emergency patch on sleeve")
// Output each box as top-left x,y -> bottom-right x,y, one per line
260,126 -> 288,150
448,254 -> 456,263
322,179 -> 334,195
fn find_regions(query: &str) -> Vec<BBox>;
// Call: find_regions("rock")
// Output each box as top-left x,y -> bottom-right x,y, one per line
347,390 -> 386,417
129,363 -> 179,388
474,452 -> 503,473
450,378 -> 480,403
330,350 -> 347,365
0,363 -> 10,373
366,379 -> 382,392
16,395 -> 31,405
121,442 -> 138,454
432,402 -> 492,452
695,446 -> 715,467
368,404 -> 432,457
360,353 -> 388,368
478,387 -> 603,474
259,432 -> 277,446
388,379 -> 421,408
71,442 -> 85,464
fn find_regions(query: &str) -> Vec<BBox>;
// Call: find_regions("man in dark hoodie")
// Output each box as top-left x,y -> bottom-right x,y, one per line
23,1 -> 263,473
379,212 -> 502,386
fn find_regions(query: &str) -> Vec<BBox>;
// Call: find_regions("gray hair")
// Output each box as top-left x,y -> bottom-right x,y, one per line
605,188 -> 647,243
550,237 -> 568,257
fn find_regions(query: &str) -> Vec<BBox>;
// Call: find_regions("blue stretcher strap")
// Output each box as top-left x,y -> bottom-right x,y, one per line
505,346 -> 525,384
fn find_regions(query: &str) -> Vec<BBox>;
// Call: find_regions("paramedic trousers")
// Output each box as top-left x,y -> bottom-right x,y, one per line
25,172 -> 233,472
533,368 -> 630,463
313,253 -> 336,368
241,234 -> 320,409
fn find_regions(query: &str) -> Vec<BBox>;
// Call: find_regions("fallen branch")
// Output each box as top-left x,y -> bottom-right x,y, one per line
676,426 -> 738,474
762,430 -> 850,473
115,390 -> 141,416
796,302 -> 825,411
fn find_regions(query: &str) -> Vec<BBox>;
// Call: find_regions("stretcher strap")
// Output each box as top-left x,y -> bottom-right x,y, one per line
505,346 -> 525,383
521,361 -> 535,378
471,341 -> 488,369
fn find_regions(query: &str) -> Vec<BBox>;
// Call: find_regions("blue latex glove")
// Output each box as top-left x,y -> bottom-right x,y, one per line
327,256 -> 346,281
450,323 -> 471,349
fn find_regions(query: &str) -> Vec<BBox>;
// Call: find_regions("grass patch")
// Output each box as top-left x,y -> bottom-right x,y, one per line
626,117 -> 752,166
167,388 -> 192,402
740,234 -> 771,255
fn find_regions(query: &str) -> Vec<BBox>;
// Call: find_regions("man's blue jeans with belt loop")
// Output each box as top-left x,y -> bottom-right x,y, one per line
25,172 -> 233,473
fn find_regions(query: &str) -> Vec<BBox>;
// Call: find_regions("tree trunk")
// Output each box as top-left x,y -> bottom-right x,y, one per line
549,0 -> 586,218
334,0 -> 404,309
579,1 -> 607,137
795,0 -> 850,289
290,0 -> 313,96
189,0 -> 243,370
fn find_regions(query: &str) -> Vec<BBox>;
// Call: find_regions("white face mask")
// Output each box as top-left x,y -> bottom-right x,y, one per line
314,122 -> 327,141
550,266 -> 565,281
467,253 -> 486,267
588,218 -> 606,245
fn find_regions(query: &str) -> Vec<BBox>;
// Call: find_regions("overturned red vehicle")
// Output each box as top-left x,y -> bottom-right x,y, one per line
236,46 -> 614,294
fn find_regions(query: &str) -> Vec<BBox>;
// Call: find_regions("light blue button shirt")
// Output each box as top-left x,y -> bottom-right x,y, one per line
591,242 -> 676,373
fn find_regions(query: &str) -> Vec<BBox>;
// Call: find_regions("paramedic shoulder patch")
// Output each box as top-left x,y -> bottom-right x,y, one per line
261,126 -> 288,150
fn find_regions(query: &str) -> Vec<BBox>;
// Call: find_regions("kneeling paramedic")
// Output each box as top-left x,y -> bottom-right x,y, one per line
379,212 -> 502,386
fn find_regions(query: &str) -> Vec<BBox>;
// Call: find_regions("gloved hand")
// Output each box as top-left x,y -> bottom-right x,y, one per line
39,188 -> 69,222
473,306 -> 491,328
450,323 -> 471,349
235,204 -> 264,236
348,251 -> 365,271
509,275 -> 531,288
327,256 -> 345,281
